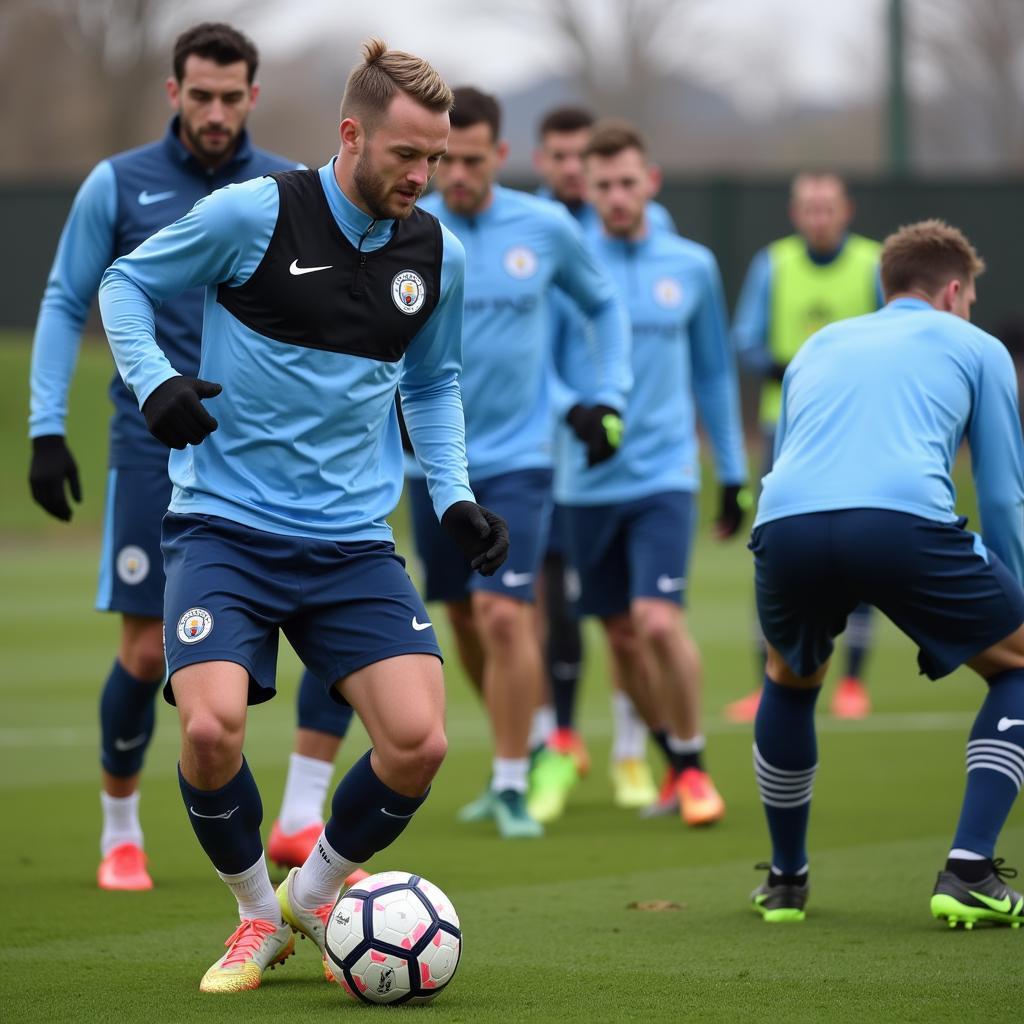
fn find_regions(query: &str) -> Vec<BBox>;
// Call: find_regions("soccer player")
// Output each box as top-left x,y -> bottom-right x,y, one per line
529,106 -> 674,817
98,39 -> 508,991
409,87 -> 631,838
24,22 -> 351,892
556,121 -> 748,827
749,220 -> 1024,927
727,172 -> 881,723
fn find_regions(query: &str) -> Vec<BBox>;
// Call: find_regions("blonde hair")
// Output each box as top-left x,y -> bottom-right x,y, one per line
881,219 -> 985,299
341,38 -> 453,132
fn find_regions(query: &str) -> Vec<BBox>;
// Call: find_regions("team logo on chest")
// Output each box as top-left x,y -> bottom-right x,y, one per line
504,245 -> 538,279
176,607 -> 213,645
392,270 -> 426,314
653,277 -> 683,309
116,545 -> 150,585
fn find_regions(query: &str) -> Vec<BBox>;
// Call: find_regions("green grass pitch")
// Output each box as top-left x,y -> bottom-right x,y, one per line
0,335 -> 1019,1023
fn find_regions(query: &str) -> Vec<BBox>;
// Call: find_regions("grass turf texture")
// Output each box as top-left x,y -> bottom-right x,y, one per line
1,336 -> 1020,1023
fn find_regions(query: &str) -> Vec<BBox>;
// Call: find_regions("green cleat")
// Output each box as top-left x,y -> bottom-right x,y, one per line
931,859 -> 1024,930
527,748 -> 578,823
751,863 -> 808,923
456,786 -> 496,823
493,788 -> 544,839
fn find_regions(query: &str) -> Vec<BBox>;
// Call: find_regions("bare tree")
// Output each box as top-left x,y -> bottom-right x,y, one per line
911,0 -> 1024,166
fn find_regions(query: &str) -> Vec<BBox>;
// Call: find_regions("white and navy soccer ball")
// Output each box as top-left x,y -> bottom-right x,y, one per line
324,870 -> 462,1005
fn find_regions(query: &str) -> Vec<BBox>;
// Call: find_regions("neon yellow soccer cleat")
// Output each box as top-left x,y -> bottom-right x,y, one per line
610,757 -> 658,809
931,859 -> 1024,930
199,918 -> 294,993
527,747 -> 578,823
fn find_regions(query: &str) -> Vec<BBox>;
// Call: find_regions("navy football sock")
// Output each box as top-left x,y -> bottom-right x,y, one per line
99,659 -> 163,777
178,758 -> 264,875
324,750 -> 428,863
843,603 -> 873,679
544,553 -> 582,731
296,667 -> 355,738
754,676 -> 820,875
651,728 -> 702,773
950,668 -> 1024,859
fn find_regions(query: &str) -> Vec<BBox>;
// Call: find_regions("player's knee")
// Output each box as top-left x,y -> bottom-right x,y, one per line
604,616 -> 638,659
119,625 -> 166,682
181,711 -> 244,770
384,726 -> 447,792
474,594 -> 527,650
634,604 -> 679,650
446,600 -> 475,639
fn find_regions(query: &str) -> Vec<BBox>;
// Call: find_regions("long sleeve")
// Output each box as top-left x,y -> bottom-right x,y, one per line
732,247 -> 772,374
968,340 -> 1024,583
550,213 -> 632,415
400,227 -> 475,520
29,161 -> 117,437
690,253 -> 748,485
98,179 -> 278,408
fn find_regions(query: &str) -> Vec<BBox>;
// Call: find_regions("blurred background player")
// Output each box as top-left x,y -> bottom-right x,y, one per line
528,106 -> 676,820
99,38 -> 508,991
23,22 -> 337,892
554,121 -> 748,827
749,221 -> 1024,926
727,171 -> 881,724
410,87 -> 631,838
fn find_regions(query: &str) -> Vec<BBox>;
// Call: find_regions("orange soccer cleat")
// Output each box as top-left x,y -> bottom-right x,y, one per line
831,677 -> 871,719
267,820 -> 322,869
724,689 -> 762,724
97,842 -> 153,891
676,768 -> 725,827
547,727 -> 591,777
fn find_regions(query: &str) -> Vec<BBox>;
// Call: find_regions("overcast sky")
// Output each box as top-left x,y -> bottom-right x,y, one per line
246,0 -> 888,111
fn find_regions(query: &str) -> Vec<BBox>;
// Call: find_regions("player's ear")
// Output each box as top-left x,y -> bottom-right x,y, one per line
531,147 -> 544,175
339,117 -> 362,153
248,81 -> 260,108
940,278 -> 959,313
495,139 -> 510,169
647,162 -> 663,199
166,76 -> 180,110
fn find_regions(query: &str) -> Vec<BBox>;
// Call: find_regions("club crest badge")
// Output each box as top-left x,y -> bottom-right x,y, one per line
392,270 -> 426,314
653,277 -> 683,309
177,607 -> 213,645
116,545 -> 150,585
504,245 -> 538,279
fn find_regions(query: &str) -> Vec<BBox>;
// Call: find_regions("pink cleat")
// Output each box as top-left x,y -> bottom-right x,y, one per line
97,842 -> 153,891
724,689 -> 762,724
831,677 -> 871,719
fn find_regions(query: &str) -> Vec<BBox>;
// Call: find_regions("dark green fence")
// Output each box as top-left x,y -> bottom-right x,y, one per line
4,177 -> 1024,343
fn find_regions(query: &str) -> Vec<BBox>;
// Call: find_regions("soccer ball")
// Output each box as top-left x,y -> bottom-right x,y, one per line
324,870 -> 462,1005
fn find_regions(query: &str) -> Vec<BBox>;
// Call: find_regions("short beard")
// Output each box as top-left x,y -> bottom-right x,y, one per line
181,120 -> 238,166
354,153 -> 410,221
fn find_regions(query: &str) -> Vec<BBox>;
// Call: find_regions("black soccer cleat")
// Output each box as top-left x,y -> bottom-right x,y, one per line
750,862 -> 808,923
931,858 -> 1024,930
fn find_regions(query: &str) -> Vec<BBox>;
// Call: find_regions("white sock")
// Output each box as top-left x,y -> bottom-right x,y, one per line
667,733 -> 706,755
100,791 -> 143,857
611,692 -> 647,762
491,757 -> 529,794
529,706 -> 556,750
278,753 -> 335,834
292,830 -> 360,910
948,848 -> 987,861
217,856 -> 282,923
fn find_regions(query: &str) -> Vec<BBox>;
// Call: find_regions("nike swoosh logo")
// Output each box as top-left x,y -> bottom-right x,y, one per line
113,734 -> 147,751
656,574 -> 686,593
138,189 -> 177,206
501,570 -> 533,588
996,717 -> 1024,732
411,616 -> 432,631
189,805 -> 239,820
380,807 -> 416,819
968,890 -> 1013,914
289,259 -> 333,276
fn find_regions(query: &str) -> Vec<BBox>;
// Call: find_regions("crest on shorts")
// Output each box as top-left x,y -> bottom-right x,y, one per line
504,245 -> 538,279
177,607 -> 213,645
116,545 -> 150,585
392,270 -> 426,314
653,277 -> 683,309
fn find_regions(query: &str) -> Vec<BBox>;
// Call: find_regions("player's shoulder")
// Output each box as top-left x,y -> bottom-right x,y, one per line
195,175 -> 280,233
496,186 -> 576,230
437,221 -> 466,265
246,145 -> 304,174
651,231 -> 718,272
106,136 -> 167,173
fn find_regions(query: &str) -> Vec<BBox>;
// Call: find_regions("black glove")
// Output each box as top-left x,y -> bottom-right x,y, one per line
29,434 -> 81,521
142,376 -> 222,449
567,404 -> 623,467
714,484 -> 751,540
768,360 -> 788,383
441,501 -> 510,576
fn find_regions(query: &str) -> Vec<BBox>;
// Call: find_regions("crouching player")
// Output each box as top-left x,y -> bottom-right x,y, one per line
749,220 -> 1024,926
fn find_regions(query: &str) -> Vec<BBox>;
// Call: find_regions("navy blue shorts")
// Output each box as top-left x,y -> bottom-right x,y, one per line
562,491 -> 697,618
408,469 -> 553,603
95,464 -> 171,617
751,510 -> 1024,680
161,513 -> 441,706
545,504 -> 569,559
